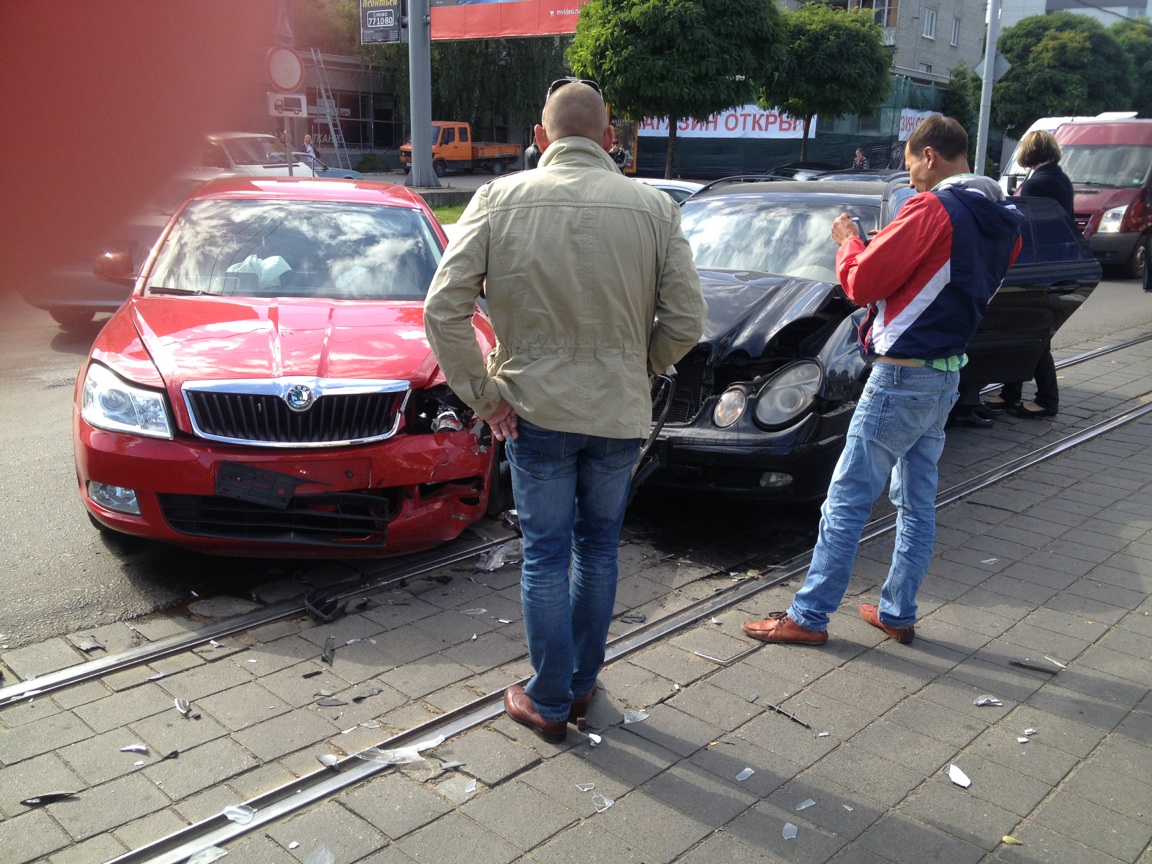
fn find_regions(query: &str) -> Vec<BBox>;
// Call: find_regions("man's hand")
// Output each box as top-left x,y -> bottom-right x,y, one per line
830,213 -> 861,246
486,400 -> 519,442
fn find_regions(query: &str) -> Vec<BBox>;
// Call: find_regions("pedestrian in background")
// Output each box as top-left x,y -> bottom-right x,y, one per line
984,129 -> 1073,419
303,134 -> 317,159
423,78 -> 706,742
742,116 -> 1023,647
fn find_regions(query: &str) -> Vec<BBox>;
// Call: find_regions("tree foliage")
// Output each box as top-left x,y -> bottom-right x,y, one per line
758,3 -> 890,161
568,0 -> 786,177
993,12 -> 1132,136
1110,19 -> 1152,119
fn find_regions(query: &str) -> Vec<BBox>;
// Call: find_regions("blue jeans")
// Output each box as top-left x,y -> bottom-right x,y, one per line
788,362 -> 959,632
507,420 -> 642,722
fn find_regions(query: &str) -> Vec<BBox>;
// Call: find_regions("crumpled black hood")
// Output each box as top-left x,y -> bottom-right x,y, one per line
695,269 -> 842,361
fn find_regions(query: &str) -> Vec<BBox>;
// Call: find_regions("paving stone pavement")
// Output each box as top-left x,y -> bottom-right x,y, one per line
2,331 -> 1152,863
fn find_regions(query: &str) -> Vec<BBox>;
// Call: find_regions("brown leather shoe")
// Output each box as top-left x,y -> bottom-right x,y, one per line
504,684 -> 567,743
741,611 -> 827,645
568,681 -> 598,730
860,603 -> 915,644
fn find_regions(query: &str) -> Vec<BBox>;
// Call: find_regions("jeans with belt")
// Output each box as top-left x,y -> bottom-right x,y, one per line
788,361 -> 960,632
506,420 -> 641,722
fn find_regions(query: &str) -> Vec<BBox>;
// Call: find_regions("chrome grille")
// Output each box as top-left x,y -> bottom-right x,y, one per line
652,355 -> 710,424
183,378 -> 410,447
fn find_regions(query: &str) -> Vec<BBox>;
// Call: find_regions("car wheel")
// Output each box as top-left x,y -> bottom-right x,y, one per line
489,161 -> 504,176
1127,232 -> 1149,280
49,308 -> 95,329
433,160 -> 447,177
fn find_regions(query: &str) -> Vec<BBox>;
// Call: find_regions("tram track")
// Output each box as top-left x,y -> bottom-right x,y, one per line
3,331 -> 1151,864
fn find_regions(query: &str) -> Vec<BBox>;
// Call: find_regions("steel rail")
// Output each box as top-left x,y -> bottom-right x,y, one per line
105,393 -> 1152,864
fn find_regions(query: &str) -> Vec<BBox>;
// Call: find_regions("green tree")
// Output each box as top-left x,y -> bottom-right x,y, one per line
993,12 -> 1132,137
1111,19 -> 1152,119
568,0 -> 786,178
941,65 -> 981,165
758,4 -> 890,162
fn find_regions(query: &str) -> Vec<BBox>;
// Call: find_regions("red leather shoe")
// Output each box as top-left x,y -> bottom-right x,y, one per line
504,684 -> 567,743
859,603 -> 915,644
741,611 -> 827,645
568,681 -> 598,730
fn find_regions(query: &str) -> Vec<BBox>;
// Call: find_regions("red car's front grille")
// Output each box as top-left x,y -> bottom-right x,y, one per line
158,491 -> 396,547
184,388 -> 407,446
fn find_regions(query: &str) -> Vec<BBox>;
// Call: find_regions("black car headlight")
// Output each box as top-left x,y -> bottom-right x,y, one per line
753,361 -> 822,428
712,388 -> 748,428
81,363 -> 173,439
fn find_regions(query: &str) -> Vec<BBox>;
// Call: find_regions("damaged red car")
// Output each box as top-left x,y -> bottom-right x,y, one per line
74,177 -> 501,558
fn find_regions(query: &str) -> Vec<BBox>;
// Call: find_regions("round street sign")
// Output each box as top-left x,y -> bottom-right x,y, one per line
267,45 -> 305,94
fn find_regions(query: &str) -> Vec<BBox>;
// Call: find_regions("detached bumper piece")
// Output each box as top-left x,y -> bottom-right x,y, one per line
158,491 -> 395,547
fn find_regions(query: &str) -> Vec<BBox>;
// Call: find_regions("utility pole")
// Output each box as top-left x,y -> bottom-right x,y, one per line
974,0 -> 1002,176
405,0 -> 441,188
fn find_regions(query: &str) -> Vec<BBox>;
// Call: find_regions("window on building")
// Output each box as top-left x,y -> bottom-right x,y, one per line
849,0 -> 898,28
919,63 -> 933,74
922,8 -> 936,39
951,17 -> 960,46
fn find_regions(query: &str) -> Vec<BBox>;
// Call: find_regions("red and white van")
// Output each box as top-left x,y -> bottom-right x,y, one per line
1054,118 -> 1152,278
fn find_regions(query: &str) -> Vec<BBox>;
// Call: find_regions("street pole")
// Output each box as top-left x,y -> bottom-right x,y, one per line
405,0 -> 441,188
974,0 -> 1002,177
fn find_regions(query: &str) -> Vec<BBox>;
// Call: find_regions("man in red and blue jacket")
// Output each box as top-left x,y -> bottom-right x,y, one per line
744,115 -> 1024,647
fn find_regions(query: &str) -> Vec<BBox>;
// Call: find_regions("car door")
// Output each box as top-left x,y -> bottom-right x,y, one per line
961,197 -> 1101,386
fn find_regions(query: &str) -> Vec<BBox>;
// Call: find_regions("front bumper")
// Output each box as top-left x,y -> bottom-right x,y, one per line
75,418 -> 495,558
1089,231 -> 1140,268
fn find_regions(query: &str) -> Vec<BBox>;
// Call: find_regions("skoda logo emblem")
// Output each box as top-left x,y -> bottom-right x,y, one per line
284,384 -> 315,412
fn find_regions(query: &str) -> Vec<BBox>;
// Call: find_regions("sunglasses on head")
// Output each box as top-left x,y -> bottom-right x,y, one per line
547,77 -> 602,98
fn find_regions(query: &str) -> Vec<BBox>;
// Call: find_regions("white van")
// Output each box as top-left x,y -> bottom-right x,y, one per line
199,133 -> 311,178
1000,112 -> 1137,194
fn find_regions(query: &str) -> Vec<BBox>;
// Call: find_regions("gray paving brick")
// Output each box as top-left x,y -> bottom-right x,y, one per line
529,819 -> 648,864
767,773 -> 885,841
71,681 -> 173,734
726,799 -> 849,864
947,655 -> 1044,705
0,808 -> 72,864
631,637 -> 721,687
48,771 -> 170,841
641,758 -> 759,828
0,751 -> 85,817
621,703 -> 723,758
109,806 -> 187,854
341,770 -> 453,840
1061,762 -> 1152,823
569,725 -> 679,788
678,830 -> 809,864
230,707 -> 341,762
736,706 -> 839,769
1,638 -> 84,681
1034,789 -> 1152,862
460,777 -> 579,851
142,735 -> 259,800
266,799 -> 389,863
216,833 -> 299,863
964,725 -> 1079,786
979,572 -> 1061,606
0,692 -> 63,728
939,751 -> 1054,817
380,654 -> 472,699
883,696 -> 986,749
858,811 -> 984,864
50,681 -> 111,711
440,630 -> 526,674
591,788 -> 712,863
396,809 -> 522,863
171,780 -> 245,824
0,710 -> 93,765
995,620 -> 1092,664
1026,682 -> 1129,733
901,779 -> 1021,851
46,831 -> 128,864
598,659 -> 679,710
56,727 -> 171,786
195,680 -> 294,730
153,657 -> 254,702
665,679 -> 762,730
849,718 -> 956,778
687,734 -> 797,799
807,742 -> 926,808
991,822 -> 1129,864
435,726 -> 540,786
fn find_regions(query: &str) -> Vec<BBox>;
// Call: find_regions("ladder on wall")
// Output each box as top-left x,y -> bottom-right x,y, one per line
311,48 -> 352,169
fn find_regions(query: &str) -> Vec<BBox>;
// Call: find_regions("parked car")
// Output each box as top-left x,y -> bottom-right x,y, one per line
633,180 -> 1101,501
761,162 -> 841,181
200,133 -> 310,178
636,178 -> 704,203
75,177 -> 503,558
292,152 -> 363,180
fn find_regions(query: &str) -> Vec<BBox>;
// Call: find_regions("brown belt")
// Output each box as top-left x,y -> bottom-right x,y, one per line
875,356 -> 923,367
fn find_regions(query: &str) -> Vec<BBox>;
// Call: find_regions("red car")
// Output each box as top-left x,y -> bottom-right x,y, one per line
74,177 -> 501,558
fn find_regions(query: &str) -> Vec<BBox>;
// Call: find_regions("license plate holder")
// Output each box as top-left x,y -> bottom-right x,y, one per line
216,462 -> 301,510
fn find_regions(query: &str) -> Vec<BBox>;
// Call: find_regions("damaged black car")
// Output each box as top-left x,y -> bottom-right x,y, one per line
634,180 -> 1101,501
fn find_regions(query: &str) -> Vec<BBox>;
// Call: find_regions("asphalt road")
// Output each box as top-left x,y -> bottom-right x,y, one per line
0,270 -> 1149,652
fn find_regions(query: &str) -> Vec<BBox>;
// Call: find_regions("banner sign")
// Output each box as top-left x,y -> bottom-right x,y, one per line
638,105 -> 812,139
362,0 -> 403,44
898,109 -> 940,141
431,0 -> 588,40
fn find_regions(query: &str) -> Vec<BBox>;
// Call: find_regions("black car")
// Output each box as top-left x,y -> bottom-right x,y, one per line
634,180 -> 1102,501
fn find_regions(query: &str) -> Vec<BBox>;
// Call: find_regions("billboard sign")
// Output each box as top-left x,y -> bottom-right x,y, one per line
898,109 -> 940,141
431,0 -> 588,41
362,0 -> 403,44
638,105 -> 812,140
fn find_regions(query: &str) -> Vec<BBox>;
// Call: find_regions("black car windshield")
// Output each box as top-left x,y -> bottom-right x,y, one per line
146,199 -> 442,301
680,197 -> 877,282
1060,144 -> 1152,188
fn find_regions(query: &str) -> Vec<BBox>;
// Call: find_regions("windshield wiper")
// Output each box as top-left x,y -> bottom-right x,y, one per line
1073,181 -> 1118,189
147,286 -> 206,296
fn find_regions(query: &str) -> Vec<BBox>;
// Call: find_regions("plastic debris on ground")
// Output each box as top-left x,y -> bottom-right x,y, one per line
1002,836 -> 1024,845
316,698 -> 347,707
1017,737 -> 1030,743
75,634 -> 105,652
948,764 -> 972,788
592,792 -> 615,813
223,804 -> 256,825
353,688 -> 381,703
974,695 -> 1003,707
474,539 -> 522,572
623,709 -> 649,724
461,608 -> 487,616
120,744 -> 149,754
796,799 -> 815,811
735,767 -> 755,782
588,733 -> 602,746
816,731 -> 830,738
175,697 -> 200,720
576,783 -> 595,792
355,735 -> 443,766
187,847 -> 228,864
317,754 -> 340,769
783,823 -> 799,840
619,613 -> 646,624
321,635 -> 336,666
1024,728 -> 1037,735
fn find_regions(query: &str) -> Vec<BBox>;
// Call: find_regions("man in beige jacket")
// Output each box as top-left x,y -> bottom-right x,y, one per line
424,78 -> 706,743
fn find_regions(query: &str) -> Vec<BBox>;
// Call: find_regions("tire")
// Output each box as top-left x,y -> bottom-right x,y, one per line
489,161 -> 505,176
49,308 -> 95,329
1125,232 -> 1149,280
433,160 -> 447,177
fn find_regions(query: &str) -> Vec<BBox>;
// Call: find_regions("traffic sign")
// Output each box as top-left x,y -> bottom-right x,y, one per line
267,45 -> 305,94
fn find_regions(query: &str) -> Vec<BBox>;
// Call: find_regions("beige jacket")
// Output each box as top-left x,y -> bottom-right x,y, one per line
423,136 -> 706,440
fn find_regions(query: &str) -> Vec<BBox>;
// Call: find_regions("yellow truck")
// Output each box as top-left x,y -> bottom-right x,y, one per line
400,122 -> 523,177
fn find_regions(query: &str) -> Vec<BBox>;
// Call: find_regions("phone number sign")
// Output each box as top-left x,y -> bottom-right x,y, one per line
361,0 -> 402,44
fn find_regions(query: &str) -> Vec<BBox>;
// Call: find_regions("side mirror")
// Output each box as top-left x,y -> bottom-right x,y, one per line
92,250 -> 135,286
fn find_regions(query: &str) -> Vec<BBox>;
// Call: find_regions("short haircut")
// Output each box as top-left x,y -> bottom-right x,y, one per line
542,82 -> 607,143
906,115 -> 968,161
1017,129 -> 1062,168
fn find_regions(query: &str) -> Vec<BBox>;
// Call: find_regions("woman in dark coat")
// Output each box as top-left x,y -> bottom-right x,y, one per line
985,129 -> 1073,418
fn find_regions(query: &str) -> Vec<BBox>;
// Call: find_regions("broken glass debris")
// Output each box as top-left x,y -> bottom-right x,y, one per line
816,732 -> 830,738
75,634 -> 105,652
576,782 -> 596,792
175,698 -> 200,720
747,694 -> 759,704
1024,728 -> 1037,735
352,688 -> 381,703
619,613 -> 646,624
589,733 -> 602,746
317,754 -> 340,769
796,799 -> 815,811
736,768 -> 755,782
1017,737 -> 1029,744
592,793 -> 615,813
783,823 -> 798,840
304,843 -> 335,864
947,764 -> 972,788
316,698 -> 347,707
187,847 -> 228,864
974,695 -> 1003,707
321,635 -> 336,666
223,804 -> 255,825
121,744 -> 149,754
623,709 -> 649,724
